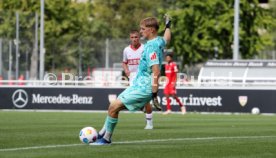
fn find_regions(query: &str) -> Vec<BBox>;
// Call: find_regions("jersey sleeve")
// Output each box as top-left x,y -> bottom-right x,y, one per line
173,62 -> 178,73
161,37 -> 167,48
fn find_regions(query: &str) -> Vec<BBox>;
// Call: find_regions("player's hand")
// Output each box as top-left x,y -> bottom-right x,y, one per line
152,97 -> 162,111
164,14 -> 171,29
125,70 -> 130,77
151,92 -> 162,111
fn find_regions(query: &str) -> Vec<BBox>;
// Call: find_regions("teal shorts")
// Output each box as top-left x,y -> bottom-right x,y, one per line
118,86 -> 151,111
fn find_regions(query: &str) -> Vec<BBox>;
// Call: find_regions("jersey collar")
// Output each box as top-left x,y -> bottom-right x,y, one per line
130,43 -> 141,51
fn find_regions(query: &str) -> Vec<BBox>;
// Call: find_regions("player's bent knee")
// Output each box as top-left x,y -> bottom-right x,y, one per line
108,99 -> 124,116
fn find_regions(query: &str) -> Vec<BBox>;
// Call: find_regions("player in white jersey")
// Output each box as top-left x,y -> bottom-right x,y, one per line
122,30 -> 153,130
122,31 -> 144,85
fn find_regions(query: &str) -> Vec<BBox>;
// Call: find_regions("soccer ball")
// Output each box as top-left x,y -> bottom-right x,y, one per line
79,127 -> 98,144
251,107 -> 260,115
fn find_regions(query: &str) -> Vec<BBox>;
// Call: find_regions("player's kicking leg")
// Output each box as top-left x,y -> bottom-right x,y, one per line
90,100 -> 126,145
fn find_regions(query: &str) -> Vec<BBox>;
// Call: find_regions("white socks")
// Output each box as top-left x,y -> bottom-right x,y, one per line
146,113 -> 153,126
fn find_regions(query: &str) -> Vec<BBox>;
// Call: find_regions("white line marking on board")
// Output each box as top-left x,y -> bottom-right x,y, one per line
1,135 -> 276,152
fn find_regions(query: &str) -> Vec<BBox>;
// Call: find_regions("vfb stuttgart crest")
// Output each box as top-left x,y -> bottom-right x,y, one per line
238,96 -> 248,107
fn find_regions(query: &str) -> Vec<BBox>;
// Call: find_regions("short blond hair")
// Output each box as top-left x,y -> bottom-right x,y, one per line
140,17 -> 159,31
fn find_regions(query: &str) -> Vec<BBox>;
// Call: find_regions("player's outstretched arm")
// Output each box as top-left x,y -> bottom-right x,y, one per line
163,14 -> 171,44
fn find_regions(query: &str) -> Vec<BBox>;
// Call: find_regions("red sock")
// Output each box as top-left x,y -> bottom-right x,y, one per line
166,97 -> 171,110
174,96 -> 183,107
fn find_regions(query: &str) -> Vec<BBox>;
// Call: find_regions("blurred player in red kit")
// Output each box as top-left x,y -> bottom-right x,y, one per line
163,53 -> 186,115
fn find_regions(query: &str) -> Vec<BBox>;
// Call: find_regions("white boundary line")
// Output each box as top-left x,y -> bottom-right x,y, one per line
1,135 -> 276,152
1,109 -> 276,116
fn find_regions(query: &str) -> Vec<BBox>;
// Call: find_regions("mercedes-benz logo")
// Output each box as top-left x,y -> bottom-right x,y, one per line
12,89 -> 28,108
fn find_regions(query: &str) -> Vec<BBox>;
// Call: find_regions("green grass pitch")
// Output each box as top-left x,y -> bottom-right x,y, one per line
0,110 -> 276,158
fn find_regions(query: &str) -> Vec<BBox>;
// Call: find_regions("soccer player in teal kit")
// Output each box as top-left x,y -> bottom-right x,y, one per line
91,16 -> 171,145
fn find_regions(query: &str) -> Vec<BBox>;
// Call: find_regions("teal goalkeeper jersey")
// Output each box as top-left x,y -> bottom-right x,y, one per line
132,36 -> 166,92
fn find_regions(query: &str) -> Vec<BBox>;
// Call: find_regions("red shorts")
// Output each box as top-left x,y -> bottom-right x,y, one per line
164,84 -> 176,95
